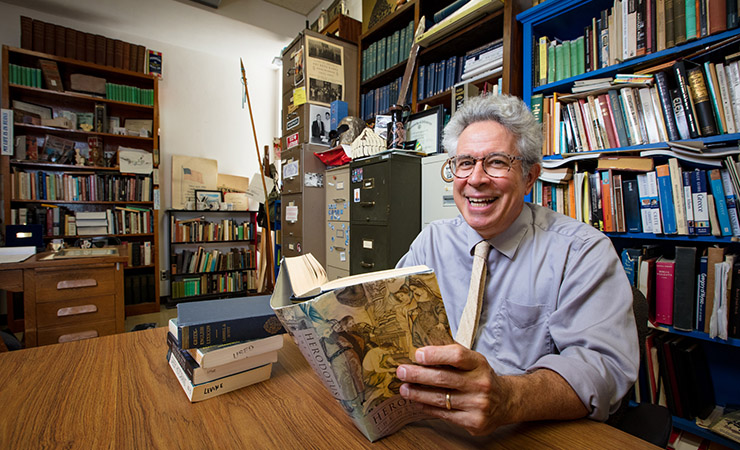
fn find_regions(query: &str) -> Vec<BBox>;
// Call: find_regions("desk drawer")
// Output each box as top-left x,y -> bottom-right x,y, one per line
35,266 -> 116,302
37,320 -> 117,346
36,295 -> 116,328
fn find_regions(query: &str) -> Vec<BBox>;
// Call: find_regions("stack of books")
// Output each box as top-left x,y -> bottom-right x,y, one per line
166,295 -> 285,402
75,211 -> 108,235
460,38 -> 503,82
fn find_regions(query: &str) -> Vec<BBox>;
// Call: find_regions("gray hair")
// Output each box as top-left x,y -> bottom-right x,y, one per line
441,94 -> 543,175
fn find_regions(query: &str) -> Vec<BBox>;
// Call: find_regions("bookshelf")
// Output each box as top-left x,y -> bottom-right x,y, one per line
167,209 -> 259,304
1,45 -> 160,318
358,0 -> 529,122
519,1 -> 740,447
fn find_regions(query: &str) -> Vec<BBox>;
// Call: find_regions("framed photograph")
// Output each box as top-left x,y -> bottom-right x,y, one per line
406,105 -> 444,155
195,189 -> 222,211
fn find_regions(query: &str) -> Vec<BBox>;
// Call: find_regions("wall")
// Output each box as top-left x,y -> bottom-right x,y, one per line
0,0 -> 307,297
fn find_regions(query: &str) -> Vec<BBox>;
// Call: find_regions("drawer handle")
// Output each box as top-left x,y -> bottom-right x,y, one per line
360,261 -> 375,268
57,279 -> 98,290
359,201 -> 376,207
57,304 -> 98,317
333,198 -> 346,203
58,330 -> 99,343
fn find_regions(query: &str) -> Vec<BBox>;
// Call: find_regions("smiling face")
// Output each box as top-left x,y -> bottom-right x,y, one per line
453,121 -> 539,239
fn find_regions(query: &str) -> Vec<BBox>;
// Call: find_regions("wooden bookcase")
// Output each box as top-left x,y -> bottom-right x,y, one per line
518,1 -> 740,448
166,209 -> 259,304
358,0 -> 530,120
1,45 -> 160,320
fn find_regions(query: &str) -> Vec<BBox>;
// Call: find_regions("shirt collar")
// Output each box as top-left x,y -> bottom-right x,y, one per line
465,204 -> 532,260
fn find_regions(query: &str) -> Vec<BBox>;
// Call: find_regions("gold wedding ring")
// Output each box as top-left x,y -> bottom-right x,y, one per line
445,392 -> 452,410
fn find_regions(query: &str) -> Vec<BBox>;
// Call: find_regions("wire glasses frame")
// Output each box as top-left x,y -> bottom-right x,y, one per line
445,153 -> 524,180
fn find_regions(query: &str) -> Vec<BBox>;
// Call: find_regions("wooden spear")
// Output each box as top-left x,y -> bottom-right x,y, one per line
240,58 -> 274,289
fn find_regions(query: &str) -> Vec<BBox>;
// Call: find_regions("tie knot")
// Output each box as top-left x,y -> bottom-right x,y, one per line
474,240 -> 491,258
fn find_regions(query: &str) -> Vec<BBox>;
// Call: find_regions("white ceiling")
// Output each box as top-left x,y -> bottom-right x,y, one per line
262,0 -> 324,15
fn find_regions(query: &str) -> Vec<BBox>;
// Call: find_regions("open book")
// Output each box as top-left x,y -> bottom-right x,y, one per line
270,254 -> 454,442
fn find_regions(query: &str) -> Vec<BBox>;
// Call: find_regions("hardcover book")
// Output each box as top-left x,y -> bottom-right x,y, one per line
270,254 -> 455,442
655,256 -> 676,325
672,246 -> 697,331
174,295 -> 285,349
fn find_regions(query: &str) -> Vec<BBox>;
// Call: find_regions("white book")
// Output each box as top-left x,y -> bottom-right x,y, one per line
725,61 -> 740,132
168,351 -> 272,402
189,350 -> 277,385
650,86 -> 669,142
626,2 -> 637,58
76,211 -> 107,220
622,0 -> 630,61
669,158 -> 689,235
646,171 -> 663,233
638,87 -> 661,143
716,63 -> 737,134
636,174 -> 653,233
621,88 -> 643,145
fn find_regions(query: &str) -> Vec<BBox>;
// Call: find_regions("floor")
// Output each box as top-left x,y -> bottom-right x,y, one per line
124,304 -> 178,332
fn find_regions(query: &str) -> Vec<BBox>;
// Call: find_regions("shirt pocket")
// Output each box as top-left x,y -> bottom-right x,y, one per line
492,298 -> 551,371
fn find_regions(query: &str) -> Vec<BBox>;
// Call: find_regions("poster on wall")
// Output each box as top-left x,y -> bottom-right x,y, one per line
305,36 -> 344,106
171,155 -> 218,209
291,46 -> 304,86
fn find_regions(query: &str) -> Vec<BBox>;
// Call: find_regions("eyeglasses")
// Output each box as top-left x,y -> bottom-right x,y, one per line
447,153 -> 523,179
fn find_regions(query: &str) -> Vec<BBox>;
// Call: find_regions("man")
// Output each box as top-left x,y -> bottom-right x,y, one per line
395,94 -> 638,436
312,113 -> 324,140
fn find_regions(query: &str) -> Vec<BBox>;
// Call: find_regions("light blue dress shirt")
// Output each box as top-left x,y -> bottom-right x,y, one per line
396,202 -> 639,420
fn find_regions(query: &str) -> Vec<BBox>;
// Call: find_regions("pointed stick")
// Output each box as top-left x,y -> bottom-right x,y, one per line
240,58 -> 274,289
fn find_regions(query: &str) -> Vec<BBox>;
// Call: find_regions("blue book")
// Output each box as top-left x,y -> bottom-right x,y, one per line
696,255 -> 708,331
708,169 -> 733,236
721,169 -> 740,236
621,248 -> 642,287
690,169 -> 711,236
656,165 -> 677,234
427,62 -> 436,98
418,65 -> 426,101
175,295 -> 285,349
437,60 -> 446,95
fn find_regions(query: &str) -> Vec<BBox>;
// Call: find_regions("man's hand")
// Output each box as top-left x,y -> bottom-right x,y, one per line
396,344 -> 588,436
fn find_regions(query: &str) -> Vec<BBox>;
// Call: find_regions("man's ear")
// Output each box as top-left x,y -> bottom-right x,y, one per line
524,163 -> 541,196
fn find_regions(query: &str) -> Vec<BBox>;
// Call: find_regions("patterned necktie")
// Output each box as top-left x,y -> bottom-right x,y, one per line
455,240 -> 491,349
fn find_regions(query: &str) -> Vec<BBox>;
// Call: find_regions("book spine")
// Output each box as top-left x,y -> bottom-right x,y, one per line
696,254 -> 708,330
656,165 -> 678,234
167,332 -> 197,381
673,247 -> 697,331
721,169 -> 740,236
654,71 -> 681,140
716,62 -> 737,133
180,315 -> 283,349
687,65 -> 719,136
682,171 -> 695,235
708,168 -> 733,236
669,158 -> 689,235
656,259 -> 675,324
690,169 -> 712,235
674,61 -> 700,138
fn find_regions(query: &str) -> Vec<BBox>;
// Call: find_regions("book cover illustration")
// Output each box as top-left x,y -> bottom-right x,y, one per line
271,260 -> 453,442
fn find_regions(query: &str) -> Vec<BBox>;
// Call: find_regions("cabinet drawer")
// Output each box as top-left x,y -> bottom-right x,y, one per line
35,266 -> 116,302
36,295 -> 116,328
37,320 -> 117,346
350,224 -> 390,274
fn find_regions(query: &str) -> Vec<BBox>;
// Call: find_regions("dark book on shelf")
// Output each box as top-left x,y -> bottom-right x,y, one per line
607,90 -> 630,147
729,0 -> 739,30
673,246 -> 697,331
75,30 -> 86,61
686,65 -> 719,136
65,27 -> 76,59
85,32 -> 96,63
20,16 -> 32,50
623,179 -> 642,232
53,24 -> 65,57
43,22 -> 55,55
730,260 -> 740,338
675,338 -> 716,419
32,19 -> 44,52
674,0 -> 687,44
175,295 -> 285,349
673,60 -> 700,138
654,71 -> 681,141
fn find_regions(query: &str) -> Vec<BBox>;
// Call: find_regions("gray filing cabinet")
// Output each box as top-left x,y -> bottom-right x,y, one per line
422,153 -> 459,228
281,143 -> 326,267
326,165 -> 350,280
349,152 -> 421,275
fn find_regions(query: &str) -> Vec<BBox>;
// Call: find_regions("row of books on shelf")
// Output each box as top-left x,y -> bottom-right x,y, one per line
636,330 -> 716,422
124,273 -> 156,305
11,170 -> 153,202
171,247 -> 256,276
417,39 -> 503,102
8,64 -> 42,88
361,20 -> 414,81
9,206 -> 153,237
19,16 -> 149,73
621,243 -> 739,339
534,56 -> 740,155
105,83 -> 154,106
532,0 -> 739,87
122,240 -> 152,267
535,157 -> 740,238
166,296 -> 285,402
170,270 -> 257,300
171,217 -> 255,243
359,76 -> 411,121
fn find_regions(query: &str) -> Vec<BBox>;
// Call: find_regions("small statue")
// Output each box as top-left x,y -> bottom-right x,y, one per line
75,149 -> 85,166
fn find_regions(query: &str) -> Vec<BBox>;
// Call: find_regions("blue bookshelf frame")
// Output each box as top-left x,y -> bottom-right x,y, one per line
518,2 -> 740,447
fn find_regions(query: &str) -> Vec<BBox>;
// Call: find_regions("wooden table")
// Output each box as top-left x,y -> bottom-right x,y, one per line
0,248 -> 127,347
0,328 -> 658,449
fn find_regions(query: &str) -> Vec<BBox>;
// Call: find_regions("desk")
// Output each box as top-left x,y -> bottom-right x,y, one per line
0,328 -> 658,449
0,249 -> 127,347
